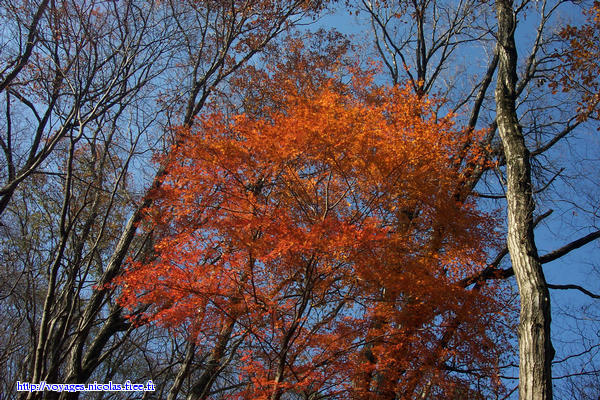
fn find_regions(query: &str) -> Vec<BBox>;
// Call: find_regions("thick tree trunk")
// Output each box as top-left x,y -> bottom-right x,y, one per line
187,318 -> 236,400
494,1 -> 554,399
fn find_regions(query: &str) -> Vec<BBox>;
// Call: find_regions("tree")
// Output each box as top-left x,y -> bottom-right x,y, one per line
118,65 -> 511,399
3,1 -> 600,399
356,0 -> 600,397
552,1 -> 600,123
0,1 -> 326,399
495,1 -> 554,398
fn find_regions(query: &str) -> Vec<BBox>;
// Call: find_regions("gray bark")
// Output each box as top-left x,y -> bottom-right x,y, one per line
494,1 -> 554,398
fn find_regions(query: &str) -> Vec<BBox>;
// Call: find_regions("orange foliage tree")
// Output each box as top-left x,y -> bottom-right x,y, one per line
117,66 -> 510,398
553,1 -> 600,122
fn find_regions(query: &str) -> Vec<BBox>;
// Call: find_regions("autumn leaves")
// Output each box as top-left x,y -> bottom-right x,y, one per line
117,69 -> 507,398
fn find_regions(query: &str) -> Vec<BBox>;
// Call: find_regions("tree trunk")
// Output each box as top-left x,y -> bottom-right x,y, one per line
494,1 -> 554,399
188,317 -> 236,400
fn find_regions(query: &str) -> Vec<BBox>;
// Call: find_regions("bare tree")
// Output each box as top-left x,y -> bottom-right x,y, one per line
495,0 -> 554,397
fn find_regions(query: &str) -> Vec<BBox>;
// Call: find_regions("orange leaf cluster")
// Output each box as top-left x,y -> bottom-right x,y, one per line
117,75 -> 507,398
553,1 -> 600,122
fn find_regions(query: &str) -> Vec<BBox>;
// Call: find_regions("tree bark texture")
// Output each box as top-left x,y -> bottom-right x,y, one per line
494,1 -> 554,399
